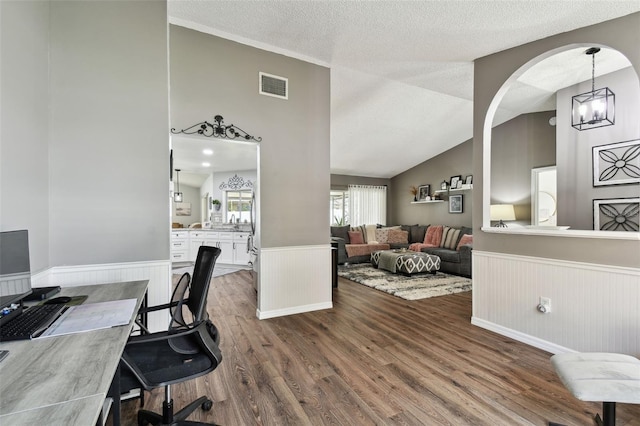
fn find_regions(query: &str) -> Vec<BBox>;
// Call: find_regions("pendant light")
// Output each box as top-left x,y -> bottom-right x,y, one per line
571,47 -> 615,131
173,169 -> 183,202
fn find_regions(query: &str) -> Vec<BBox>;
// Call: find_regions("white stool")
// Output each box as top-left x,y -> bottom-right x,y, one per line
551,352 -> 640,426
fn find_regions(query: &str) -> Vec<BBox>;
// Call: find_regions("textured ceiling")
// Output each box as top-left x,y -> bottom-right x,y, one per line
168,0 -> 640,178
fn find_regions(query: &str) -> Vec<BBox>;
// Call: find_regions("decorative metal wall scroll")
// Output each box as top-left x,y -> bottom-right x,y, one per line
219,174 -> 254,190
171,115 -> 262,142
593,139 -> 640,186
593,197 -> 639,231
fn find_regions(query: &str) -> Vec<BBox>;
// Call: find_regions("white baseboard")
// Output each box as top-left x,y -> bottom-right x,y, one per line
471,316 -> 576,355
257,301 -> 333,320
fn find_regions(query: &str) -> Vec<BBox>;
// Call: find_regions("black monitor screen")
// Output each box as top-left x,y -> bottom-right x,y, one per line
0,230 -> 33,307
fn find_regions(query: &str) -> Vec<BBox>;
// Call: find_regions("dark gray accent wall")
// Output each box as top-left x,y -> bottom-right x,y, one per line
491,111 -> 556,223
170,26 -> 330,248
474,12 -> 640,267
390,140 -> 473,228
0,1 -> 51,273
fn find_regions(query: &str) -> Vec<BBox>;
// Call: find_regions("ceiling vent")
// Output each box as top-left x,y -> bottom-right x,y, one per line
259,72 -> 288,100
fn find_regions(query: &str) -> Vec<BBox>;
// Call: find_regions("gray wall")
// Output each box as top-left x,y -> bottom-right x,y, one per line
557,67 -> 640,230
1,1 -> 170,269
491,111 -> 557,223
171,185 -> 201,228
390,139 -> 473,228
474,12 -> 640,267
1,1 -> 51,273
170,26 -> 330,248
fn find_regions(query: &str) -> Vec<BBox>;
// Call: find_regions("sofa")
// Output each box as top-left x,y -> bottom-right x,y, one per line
331,224 -> 473,278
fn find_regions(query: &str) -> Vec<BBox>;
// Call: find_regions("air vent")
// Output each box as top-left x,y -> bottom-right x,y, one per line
259,72 -> 288,100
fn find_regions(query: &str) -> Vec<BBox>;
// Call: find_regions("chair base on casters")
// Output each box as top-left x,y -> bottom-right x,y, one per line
137,395 -> 214,426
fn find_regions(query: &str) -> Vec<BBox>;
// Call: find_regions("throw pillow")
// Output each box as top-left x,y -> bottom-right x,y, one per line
375,226 -> 401,244
387,229 -> 409,244
440,226 -> 461,250
350,225 -> 366,243
348,231 -> 364,244
410,225 -> 428,243
364,224 -> 378,243
330,225 -> 350,243
456,234 -> 473,250
423,225 -> 443,247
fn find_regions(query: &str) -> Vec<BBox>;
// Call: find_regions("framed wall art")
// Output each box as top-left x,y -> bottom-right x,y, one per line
449,194 -> 463,214
418,184 -> 431,200
450,175 -> 462,189
592,139 -> 640,186
593,197 -> 639,231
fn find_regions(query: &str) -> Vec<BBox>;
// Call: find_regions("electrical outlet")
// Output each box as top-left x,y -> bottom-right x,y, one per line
538,297 -> 551,313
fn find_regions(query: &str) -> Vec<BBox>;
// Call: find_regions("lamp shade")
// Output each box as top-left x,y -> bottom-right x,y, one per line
490,204 -> 516,221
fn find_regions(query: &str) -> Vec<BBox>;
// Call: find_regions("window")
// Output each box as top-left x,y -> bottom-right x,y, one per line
226,190 -> 252,223
349,185 -> 386,225
330,190 -> 349,225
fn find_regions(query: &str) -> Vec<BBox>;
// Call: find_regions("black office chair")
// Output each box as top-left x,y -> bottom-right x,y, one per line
119,245 -> 223,426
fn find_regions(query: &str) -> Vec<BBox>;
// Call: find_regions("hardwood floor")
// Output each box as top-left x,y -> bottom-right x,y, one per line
113,271 -> 640,425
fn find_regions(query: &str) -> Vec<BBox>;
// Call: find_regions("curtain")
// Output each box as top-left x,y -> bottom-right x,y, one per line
348,185 -> 387,226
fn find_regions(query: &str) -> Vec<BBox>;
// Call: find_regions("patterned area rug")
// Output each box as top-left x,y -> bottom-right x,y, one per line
338,263 -> 472,300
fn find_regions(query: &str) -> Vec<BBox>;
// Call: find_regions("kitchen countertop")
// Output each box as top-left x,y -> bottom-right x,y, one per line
171,226 -> 251,233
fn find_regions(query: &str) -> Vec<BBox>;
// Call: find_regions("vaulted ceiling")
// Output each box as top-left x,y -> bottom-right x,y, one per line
168,1 -> 640,179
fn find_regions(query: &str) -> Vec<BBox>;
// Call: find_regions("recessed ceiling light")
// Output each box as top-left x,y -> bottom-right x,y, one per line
202,162 -> 210,167
203,149 -> 213,155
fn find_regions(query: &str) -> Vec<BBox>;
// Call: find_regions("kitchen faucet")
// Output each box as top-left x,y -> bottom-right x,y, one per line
230,214 -> 236,224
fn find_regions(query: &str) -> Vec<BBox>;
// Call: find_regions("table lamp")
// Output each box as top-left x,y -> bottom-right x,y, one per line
490,204 -> 516,227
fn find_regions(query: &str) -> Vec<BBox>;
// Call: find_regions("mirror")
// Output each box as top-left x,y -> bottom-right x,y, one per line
486,45 -> 639,235
171,135 -> 258,227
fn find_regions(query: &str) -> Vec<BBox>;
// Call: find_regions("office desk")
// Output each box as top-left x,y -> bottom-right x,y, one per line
0,280 -> 148,425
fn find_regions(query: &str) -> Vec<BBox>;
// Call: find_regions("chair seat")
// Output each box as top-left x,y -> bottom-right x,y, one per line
551,352 -> 640,404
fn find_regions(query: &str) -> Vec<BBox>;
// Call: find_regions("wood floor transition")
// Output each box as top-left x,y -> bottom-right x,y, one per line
110,270 -> 640,425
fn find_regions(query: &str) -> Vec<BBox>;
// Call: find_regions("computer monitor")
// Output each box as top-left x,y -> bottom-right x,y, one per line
0,230 -> 33,307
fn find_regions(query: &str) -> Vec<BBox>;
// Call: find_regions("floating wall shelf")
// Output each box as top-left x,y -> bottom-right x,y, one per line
434,184 -> 473,194
411,200 -> 445,204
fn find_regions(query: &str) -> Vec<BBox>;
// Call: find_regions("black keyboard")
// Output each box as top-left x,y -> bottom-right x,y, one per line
0,304 -> 66,341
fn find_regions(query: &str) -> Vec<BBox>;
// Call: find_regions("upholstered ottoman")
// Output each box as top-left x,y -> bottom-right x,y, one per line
371,250 -> 440,276
551,352 -> 640,426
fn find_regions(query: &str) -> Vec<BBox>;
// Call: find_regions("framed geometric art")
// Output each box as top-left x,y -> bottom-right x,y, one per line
592,139 -> 640,186
593,198 -> 639,231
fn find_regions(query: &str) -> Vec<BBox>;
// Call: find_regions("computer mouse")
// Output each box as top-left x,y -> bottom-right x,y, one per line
44,296 -> 72,305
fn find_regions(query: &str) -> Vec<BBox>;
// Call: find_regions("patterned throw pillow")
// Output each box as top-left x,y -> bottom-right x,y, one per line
456,234 -> 473,250
423,225 -> 443,247
374,226 -> 400,244
348,231 -> 364,244
387,229 -> 409,244
440,226 -> 461,250
350,225 -> 367,243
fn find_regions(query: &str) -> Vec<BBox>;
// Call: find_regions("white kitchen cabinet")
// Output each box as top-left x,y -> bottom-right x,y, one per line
172,229 -> 251,266
170,230 -> 189,262
233,232 -> 251,265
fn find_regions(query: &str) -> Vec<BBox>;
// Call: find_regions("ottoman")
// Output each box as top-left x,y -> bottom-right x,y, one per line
550,352 -> 640,426
371,249 -> 440,276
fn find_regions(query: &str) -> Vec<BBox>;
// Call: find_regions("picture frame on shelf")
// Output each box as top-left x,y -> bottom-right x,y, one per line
464,175 -> 473,185
418,184 -> 431,200
450,175 -> 462,189
440,181 -> 448,191
449,194 -> 463,214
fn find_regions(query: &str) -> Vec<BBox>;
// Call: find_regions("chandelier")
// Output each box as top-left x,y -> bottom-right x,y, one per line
571,47 -> 615,131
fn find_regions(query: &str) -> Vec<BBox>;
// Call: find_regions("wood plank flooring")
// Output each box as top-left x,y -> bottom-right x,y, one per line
112,271 -> 640,425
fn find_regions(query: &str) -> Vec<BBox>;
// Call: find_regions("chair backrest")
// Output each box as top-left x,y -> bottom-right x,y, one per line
169,272 -> 192,331
187,245 -> 221,321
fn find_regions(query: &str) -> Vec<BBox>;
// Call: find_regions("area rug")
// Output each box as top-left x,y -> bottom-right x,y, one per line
337,263 -> 472,300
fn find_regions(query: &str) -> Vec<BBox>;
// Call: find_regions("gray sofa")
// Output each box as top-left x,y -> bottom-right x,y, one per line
331,224 -> 472,278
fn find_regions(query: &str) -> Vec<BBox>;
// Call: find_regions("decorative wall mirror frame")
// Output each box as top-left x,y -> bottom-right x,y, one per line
482,44 -> 640,240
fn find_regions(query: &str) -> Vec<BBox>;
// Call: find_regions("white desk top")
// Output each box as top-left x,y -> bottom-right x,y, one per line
0,280 -> 148,425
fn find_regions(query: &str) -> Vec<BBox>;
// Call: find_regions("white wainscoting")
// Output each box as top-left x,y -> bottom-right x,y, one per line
257,245 -> 333,320
32,260 -> 171,332
472,250 -> 640,355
